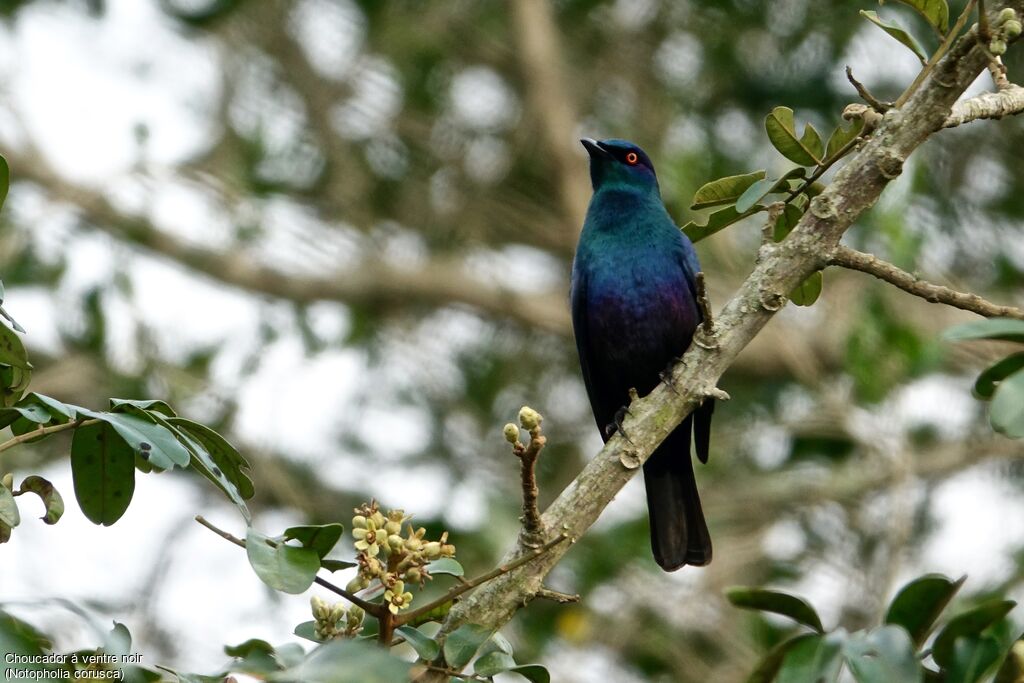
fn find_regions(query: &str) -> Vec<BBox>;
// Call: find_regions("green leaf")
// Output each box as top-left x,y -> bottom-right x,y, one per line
320,559 -> 357,572
110,398 -> 177,417
860,10 -> 928,63
224,638 -> 275,658
0,608 -> 52,664
789,271 -> 824,306
944,318 -> 1024,344
283,524 -> 344,559
825,118 -> 866,161
933,600 -> 1017,668
71,421 -> 136,525
974,354 -> 1024,400
26,393 -> 77,422
474,651 -> 516,676
777,632 -> 845,683
167,417 -> 254,498
946,635 -> 1003,683
104,622 -> 132,658
0,402 -> 51,429
725,586 -> 825,633
765,106 -> 823,166
294,621 -> 321,643
844,626 -> 923,683
427,558 -> 465,577
271,639 -> 410,683
990,370 -> 1024,438
736,178 -> 781,213
443,623 -> 494,669
0,481 -> 20,528
396,625 -> 440,661
0,322 -> 30,371
884,573 -> 965,647
682,205 -> 762,243
774,204 -> 804,242
246,528 -> 320,594
690,170 -> 766,210
508,664 -> 551,683
78,408 -> 190,470
16,475 -> 64,524
889,0 -> 950,34
746,634 -> 820,683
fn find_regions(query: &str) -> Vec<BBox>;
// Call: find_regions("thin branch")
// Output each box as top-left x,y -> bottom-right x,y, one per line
511,420 -> 547,545
988,55 -> 1011,89
0,419 -> 97,454
942,82 -> 1024,127
894,0 -> 977,109
193,515 -> 382,616
394,533 -> 569,627
846,66 -> 892,112
533,587 -> 580,604
829,245 -> 1024,319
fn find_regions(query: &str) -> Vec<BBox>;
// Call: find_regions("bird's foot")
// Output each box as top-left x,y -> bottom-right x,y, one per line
659,361 -> 680,395
604,406 -> 633,444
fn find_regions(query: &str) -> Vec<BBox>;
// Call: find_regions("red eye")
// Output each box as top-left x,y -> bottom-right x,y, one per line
625,152 -> 639,165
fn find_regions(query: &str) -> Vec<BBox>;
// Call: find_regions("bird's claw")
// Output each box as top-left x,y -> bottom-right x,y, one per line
604,406 -> 633,444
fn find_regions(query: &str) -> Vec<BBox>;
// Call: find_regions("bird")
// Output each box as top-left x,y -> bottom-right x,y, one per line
571,138 -> 714,571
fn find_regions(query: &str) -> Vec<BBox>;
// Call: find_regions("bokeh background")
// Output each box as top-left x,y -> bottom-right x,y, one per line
1,0 -> 1024,681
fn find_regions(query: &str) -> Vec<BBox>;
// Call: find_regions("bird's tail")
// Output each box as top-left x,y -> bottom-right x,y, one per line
642,418 -> 712,571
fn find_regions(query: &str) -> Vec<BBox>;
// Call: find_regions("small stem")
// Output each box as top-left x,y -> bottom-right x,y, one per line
193,515 -> 384,616
988,56 -> 1011,90
534,587 -> 580,604
846,66 -> 891,112
979,0 -> 990,40
514,428 -> 546,543
784,133 -> 863,206
394,533 -> 570,627
0,418 -> 98,454
378,609 -> 395,646
894,0 -> 977,109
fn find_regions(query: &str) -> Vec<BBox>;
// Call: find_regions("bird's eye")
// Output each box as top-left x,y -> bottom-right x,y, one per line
625,152 -> 639,165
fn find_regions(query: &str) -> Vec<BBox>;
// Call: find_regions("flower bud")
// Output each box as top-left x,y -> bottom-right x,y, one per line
998,8 -> 1018,24
1004,19 -> 1022,39
329,603 -> 346,623
518,406 -> 542,430
388,534 -> 405,552
385,520 -> 402,536
424,541 -> 442,559
405,567 -> 422,584
503,423 -> 520,444
1,473 -> 12,491
370,510 -> 386,528
311,595 -> 329,620
347,605 -> 364,625
346,575 -> 369,593
990,38 -> 1008,55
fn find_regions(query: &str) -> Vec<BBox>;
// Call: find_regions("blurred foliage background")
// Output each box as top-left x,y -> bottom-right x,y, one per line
1,0 -> 1023,681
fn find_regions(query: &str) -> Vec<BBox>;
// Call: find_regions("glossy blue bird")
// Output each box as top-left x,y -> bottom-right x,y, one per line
571,138 -> 714,571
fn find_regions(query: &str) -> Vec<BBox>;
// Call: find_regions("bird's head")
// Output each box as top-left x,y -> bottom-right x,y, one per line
581,138 -> 659,193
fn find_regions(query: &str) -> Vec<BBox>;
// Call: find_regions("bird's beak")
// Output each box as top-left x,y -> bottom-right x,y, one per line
581,138 -> 611,159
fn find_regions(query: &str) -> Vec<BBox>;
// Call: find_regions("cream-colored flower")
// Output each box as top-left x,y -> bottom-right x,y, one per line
383,581 -> 414,615
353,518 -> 383,557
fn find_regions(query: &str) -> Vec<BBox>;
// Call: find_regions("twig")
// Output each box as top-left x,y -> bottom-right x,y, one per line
419,664 -> 490,681
193,515 -> 382,615
0,418 -> 98,454
394,533 -> 570,627
846,66 -> 892,112
533,587 -> 580,604
510,413 -> 547,545
988,55 -> 1011,89
828,245 -> 1024,319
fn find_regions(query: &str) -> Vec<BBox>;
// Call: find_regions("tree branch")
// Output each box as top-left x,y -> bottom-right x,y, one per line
829,245 -> 1024,319
942,82 -> 1024,127
417,6 -> 1024,678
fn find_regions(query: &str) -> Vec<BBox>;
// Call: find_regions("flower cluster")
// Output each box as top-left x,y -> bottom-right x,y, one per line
345,501 -> 456,615
310,596 -> 364,640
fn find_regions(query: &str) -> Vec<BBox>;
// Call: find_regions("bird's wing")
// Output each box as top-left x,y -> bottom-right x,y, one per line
570,262 -> 615,435
675,239 -> 714,464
